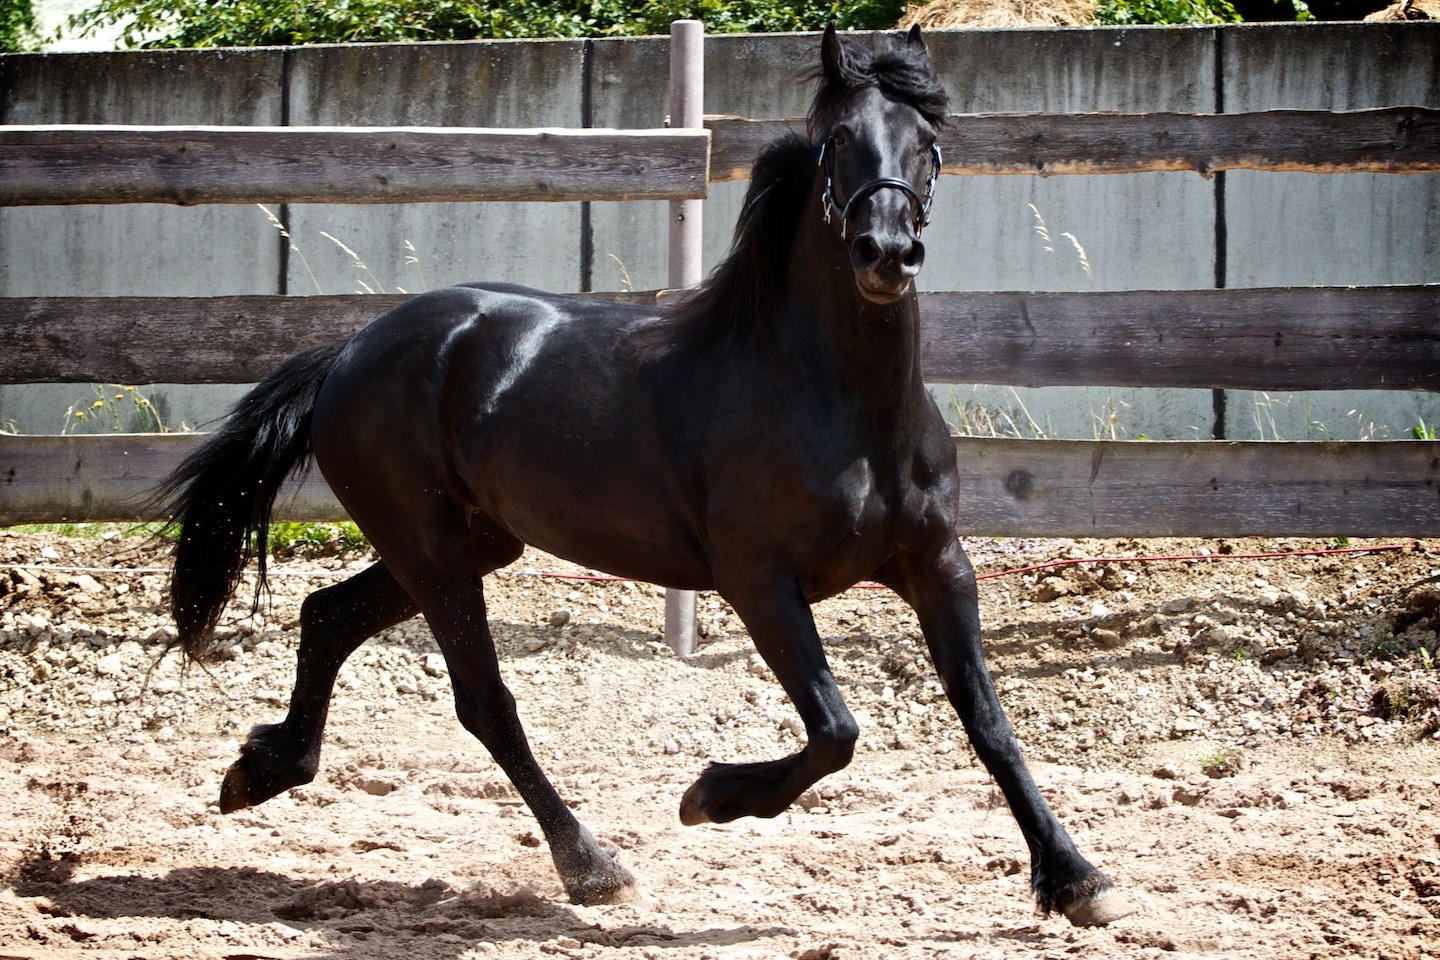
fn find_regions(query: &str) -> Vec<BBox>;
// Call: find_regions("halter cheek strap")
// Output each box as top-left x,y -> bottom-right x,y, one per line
818,139 -> 942,240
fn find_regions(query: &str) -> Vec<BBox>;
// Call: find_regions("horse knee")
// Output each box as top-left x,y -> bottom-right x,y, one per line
808,715 -> 859,774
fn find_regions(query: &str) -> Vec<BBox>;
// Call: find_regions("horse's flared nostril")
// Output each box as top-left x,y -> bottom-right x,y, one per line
850,235 -> 883,273
902,239 -> 925,273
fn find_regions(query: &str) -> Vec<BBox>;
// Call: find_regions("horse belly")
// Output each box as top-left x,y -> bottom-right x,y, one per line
472,447 -> 712,589
454,360 -> 712,590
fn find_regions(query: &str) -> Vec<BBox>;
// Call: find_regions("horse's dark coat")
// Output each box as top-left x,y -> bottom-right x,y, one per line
157,26 -> 1127,924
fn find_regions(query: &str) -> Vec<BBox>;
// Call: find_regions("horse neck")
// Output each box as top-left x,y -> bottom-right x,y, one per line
778,180 -> 926,412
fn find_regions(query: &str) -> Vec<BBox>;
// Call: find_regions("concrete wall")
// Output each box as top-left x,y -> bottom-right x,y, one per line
1,23 -> 1437,440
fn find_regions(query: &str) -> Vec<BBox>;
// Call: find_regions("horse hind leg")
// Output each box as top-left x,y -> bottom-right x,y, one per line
430,572 -> 637,904
219,561 -> 418,813
358,507 -> 637,905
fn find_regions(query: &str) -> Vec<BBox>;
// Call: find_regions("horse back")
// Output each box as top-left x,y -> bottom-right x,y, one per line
311,283 -> 714,588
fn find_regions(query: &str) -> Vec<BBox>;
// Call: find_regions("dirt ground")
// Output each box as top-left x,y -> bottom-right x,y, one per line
2,529 -> 1438,960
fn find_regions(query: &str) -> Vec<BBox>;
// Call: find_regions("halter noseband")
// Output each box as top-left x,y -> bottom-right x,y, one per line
818,137 -> 942,240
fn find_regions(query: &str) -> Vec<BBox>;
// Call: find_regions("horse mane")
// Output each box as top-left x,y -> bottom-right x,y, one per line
637,132 -> 815,352
635,30 -> 948,354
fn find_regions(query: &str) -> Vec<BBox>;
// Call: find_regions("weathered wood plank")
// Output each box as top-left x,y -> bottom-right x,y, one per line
921,286 -> 1440,392
708,107 -> 1440,182
3,110 -> 1429,204
0,433 -> 346,525
951,437 -> 1440,538
3,433 -> 1436,537
0,126 -> 711,205
0,292 -> 665,384
0,295 -> 410,384
2,287 -> 1433,390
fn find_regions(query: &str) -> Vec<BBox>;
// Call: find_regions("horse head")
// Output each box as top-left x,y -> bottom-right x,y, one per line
810,25 -> 949,305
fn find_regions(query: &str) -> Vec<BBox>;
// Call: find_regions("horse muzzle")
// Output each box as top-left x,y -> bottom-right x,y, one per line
850,231 -> 925,304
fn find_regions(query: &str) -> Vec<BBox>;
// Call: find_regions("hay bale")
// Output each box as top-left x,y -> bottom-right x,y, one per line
898,0 -> 1097,28
1363,0 -> 1438,19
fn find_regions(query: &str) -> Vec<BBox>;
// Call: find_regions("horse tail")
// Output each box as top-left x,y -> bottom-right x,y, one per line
152,338 -> 348,661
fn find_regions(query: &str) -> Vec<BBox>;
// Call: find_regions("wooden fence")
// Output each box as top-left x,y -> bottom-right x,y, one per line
1,44 -> 1438,539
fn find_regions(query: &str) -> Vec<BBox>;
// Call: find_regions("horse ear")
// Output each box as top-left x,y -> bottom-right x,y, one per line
821,23 -> 846,82
905,23 -> 929,57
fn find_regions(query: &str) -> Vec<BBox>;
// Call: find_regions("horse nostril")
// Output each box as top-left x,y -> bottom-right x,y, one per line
851,234 -> 924,283
851,235 -> 882,270
901,239 -> 925,273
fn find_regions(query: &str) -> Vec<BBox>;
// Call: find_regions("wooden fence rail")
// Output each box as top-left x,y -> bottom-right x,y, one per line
0,125 -> 711,205
5,108 -> 1437,205
707,107 -> 1440,182
3,432 -> 1436,537
2,286 -> 1437,391
2,102 -> 1438,538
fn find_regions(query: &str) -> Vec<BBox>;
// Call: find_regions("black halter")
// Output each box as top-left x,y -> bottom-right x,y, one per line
818,137 -> 942,240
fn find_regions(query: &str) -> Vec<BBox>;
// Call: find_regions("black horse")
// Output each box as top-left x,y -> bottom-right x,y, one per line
157,26 -> 1130,927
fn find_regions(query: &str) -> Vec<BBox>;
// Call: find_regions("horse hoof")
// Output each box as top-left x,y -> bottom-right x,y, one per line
677,780 -> 712,826
218,763 -> 253,814
1063,887 -> 1136,927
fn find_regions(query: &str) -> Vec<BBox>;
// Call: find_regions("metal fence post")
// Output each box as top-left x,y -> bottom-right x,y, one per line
664,19 -> 703,657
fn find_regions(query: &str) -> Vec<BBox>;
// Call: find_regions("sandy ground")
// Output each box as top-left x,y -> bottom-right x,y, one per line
2,530 -> 1439,959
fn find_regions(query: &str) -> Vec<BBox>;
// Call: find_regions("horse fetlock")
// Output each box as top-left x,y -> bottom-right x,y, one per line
806,722 -> 858,776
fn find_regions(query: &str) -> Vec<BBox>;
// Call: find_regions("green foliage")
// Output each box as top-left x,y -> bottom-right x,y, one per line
1413,419 -> 1438,441
9,521 -> 162,538
62,384 -> 169,435
1094,0 -> 1241,24
1,0 -> 41,52
266,522 -> 369,556
1094,0 -> 1311,23
64,0 -> 1328,49
69,0 -> 906,49
1197,745 -> 1242,778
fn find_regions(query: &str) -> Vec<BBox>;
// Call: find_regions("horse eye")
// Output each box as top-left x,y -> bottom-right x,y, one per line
833,130 -> 850,147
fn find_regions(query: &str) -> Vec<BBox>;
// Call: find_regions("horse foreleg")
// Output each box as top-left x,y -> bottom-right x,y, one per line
884,541 -> 1134,927
219,561 -> 418,812
679,580 -> 859,825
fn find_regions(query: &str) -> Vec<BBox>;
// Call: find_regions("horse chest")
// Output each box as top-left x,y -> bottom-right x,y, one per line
797,449 -> 929,578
